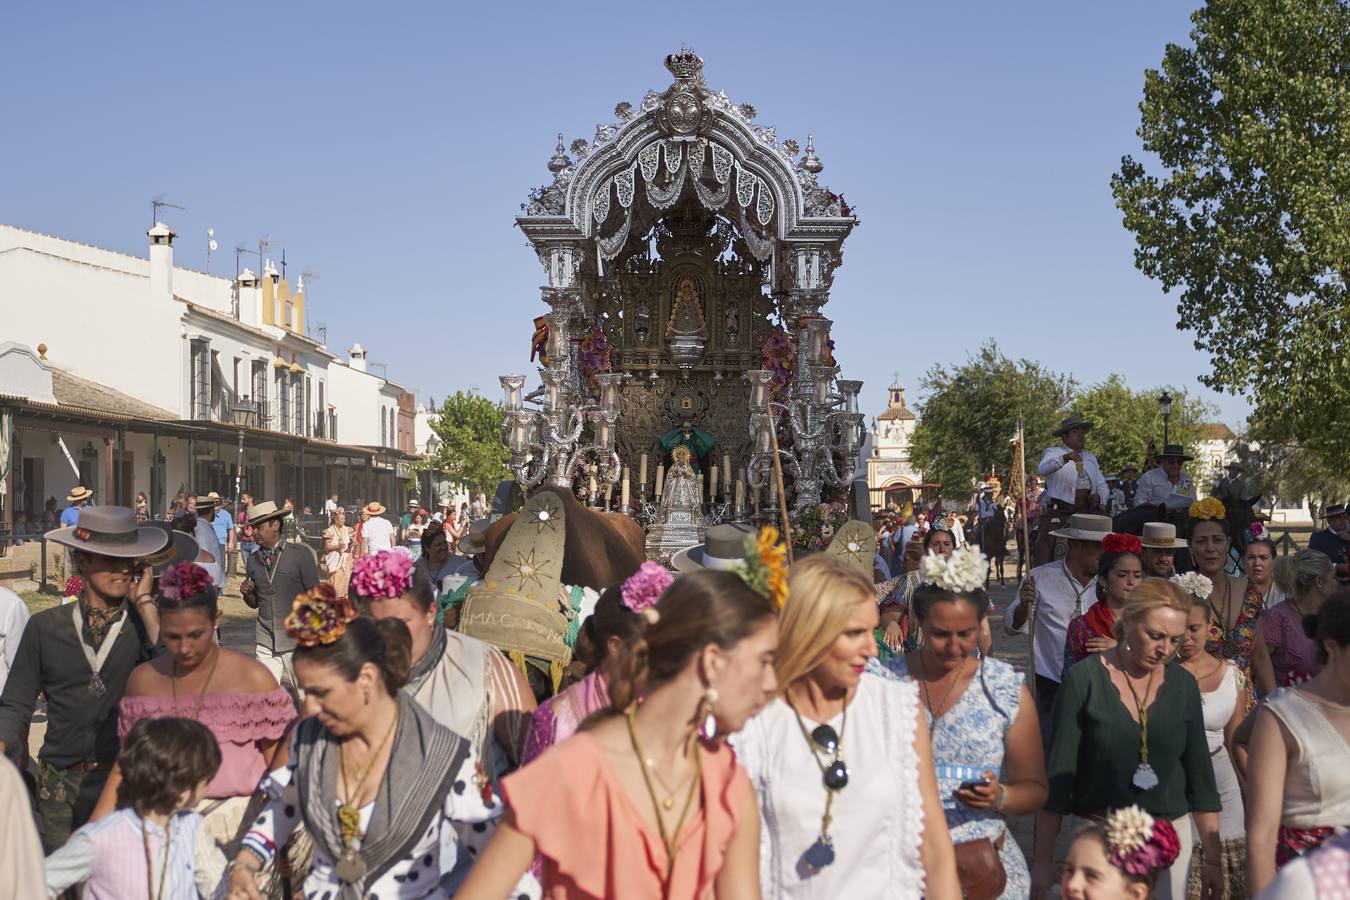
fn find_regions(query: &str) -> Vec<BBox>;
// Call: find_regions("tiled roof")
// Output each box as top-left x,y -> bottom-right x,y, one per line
1197,422 -> 1236,441
50,370 -> 176,421
878,405 -> 917,421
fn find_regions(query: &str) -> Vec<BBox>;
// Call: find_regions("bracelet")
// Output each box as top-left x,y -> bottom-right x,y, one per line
134,595 -> 155,607
994,784 -> 1007,812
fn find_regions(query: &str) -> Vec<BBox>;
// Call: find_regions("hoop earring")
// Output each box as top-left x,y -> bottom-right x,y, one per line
699,686 -> 719,742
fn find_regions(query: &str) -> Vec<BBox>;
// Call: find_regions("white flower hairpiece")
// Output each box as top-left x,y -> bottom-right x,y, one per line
1169,571 -> 1213,600
918,545 -> 988,593
1106,805 -> 1154,856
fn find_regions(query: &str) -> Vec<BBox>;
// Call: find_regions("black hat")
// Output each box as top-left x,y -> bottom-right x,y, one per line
1328,503 -> 1348,519
1158,444 -> 1194,463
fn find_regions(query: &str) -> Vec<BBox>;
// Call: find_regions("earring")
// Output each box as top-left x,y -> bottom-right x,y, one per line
363,687 -> 371,705
699,686 -> 719,742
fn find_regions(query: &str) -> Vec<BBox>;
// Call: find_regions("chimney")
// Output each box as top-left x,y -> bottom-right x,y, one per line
147,222 -> 175,307
293,275 -> 306,334
348,343 -> 367,372
261,259 -> 280,325
236,268 -> 259,325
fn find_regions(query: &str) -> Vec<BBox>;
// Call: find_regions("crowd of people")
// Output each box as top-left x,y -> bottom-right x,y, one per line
0,421 -> 1348,899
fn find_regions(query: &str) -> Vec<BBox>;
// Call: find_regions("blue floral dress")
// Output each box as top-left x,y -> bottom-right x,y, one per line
883,655 -> 1030,900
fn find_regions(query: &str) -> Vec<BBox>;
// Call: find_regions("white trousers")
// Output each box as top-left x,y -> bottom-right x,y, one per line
255,644 -> 303,704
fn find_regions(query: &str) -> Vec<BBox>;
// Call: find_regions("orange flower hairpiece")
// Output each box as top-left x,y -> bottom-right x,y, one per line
284,583 -> 359,648
738,526 -> 789,610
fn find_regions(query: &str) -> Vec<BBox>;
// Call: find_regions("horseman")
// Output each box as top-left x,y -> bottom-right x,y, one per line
975,484 -> 999,539
1031,415 -> 1109,567
1131,443 -> 1196,510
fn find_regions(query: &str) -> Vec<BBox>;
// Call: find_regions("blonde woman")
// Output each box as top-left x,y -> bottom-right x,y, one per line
321,507 -> 353,598
733,554 -> 959,899
1033,578 -> 1221,900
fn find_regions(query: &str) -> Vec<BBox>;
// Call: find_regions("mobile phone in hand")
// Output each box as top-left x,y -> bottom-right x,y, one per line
959,777 -> 990,791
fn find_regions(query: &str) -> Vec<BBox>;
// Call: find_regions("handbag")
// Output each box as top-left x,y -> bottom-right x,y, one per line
952,831 -> 1007,900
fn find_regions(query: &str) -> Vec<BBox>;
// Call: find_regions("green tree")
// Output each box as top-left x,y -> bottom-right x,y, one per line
1234,419 -> 1350,517
1111,0 -> 1350,470
909,342 -> 1075,496
421,392 -> 510,497
1070,376 -> 1215,476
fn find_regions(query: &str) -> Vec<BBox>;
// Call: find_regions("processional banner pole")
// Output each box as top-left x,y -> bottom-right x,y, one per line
1011,418 -> 1035,699
765,396 -> 795,564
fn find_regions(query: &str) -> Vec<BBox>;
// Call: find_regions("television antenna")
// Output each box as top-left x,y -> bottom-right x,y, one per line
234,242 -> 261,279
299,268 -> 320,334
150,194 -> 185,227
370,362 -> 389,381
314,321 -> 329,345
206,227 -> 218,273
259,235 -> 281,276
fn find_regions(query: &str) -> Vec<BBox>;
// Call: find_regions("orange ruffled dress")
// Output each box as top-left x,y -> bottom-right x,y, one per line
502,731 -> 750,899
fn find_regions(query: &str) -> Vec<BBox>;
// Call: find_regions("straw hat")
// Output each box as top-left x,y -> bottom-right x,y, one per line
1049,513 -> 1113,542
47,506 -> 170,559
671,523 -> 755,573
1140,522 -> 1187,549
246,500 -> 290,526
66,486 -> 93,504
824,520 -> 877,575
459,493 -> 573,691
364,501 -> 387,516
195,494 -> 220,509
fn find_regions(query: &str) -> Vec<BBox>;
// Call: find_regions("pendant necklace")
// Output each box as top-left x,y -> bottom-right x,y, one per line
1119,650 -> 1160,791
919,651 -> 971,724
785,691 -> 852,871
1207,575 -> 1232,653
334,705 -> 400,884
626,707 -> 702,882
141,817 -> 172,900
171,646 -> 220,721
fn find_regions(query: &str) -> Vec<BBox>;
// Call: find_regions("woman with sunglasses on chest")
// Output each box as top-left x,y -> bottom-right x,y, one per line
733,554 -> 959,899
887,546 -> 1048,900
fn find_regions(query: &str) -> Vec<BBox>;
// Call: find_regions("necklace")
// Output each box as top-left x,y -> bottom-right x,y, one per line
1062,561 -> 1095,616
641,754 -> 692,811
1117,650 -> 1160,790
334,704 -> 400,884
1207,574 -> 1232,639
171,646 -> 220,721
919,651 -> 971,723
141,817 -> 172,900
625,707 -> 702,881
785,691 -> 851,870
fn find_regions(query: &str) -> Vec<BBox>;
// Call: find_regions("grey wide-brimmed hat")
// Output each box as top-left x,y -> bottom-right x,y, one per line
1140,522 -> 1188,549
1049,513 -> 1113,542
47,506 -> 171,558
140,522 -> 201,574
671,523 -> 755,573
1052,415 -> 1094,437
457,519 -> 491,556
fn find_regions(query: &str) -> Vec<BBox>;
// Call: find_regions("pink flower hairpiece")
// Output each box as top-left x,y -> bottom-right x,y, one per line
620,561 -> 674,614
1104,806 -> 1180,876
159,562 -> 213,601
350,550 -> 415,600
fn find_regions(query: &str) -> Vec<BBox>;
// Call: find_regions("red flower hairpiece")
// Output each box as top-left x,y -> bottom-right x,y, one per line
159,562 -> 213,602
1102,533 -> 1142,556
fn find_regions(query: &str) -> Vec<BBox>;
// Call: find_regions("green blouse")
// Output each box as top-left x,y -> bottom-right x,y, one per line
1046,656 -> 1220,820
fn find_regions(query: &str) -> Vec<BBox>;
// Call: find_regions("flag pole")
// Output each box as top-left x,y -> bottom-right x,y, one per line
765,395 -> 795,564
1013,418 -> 1036,700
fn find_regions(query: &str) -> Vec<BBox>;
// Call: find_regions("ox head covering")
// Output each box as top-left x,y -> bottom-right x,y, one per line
824,520 -> 877,576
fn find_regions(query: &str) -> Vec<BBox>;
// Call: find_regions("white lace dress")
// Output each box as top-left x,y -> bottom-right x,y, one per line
732,671 -> 926,898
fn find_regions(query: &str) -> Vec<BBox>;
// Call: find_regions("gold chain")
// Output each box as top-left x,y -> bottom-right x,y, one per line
1118,649 -> 1157,765
337,705 -> 400,849
625,707 -> 702,880
919,651 -> 970,724
171,645 -> 220,721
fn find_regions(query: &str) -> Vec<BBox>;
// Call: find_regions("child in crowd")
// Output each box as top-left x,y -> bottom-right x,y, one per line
1061,806 -> 1181,900
45,717 -> 225,898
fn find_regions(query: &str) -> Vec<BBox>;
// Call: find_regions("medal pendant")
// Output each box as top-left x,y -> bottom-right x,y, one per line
1132,763 -> 1159,791
334,848 -> 368,883
54,783 -> 66,802
88,674 -> 106,698
38,785 -> 50,801
802,836 -> 836,870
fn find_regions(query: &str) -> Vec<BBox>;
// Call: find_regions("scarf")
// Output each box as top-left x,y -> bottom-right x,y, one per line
404,622 -> 447,696
254,543 -> 280,571
1082,601 -> 1118,642
294,694 -> 468,898
81,600 -> 126,651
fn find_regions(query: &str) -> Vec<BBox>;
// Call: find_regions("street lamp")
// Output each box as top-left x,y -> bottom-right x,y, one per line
230,396 -> 256,504
1158,391 -> 1174,446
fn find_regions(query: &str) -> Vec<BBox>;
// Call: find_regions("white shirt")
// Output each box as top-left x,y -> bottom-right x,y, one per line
732,673 -> 926,898
1132,466 -> 1195,509
1108,487 -> 1128,517
323,499 -> 337,514
1037,445 -> 1109,508
0,588 -> 32,694
362,515 -> 395,552
1005,561 -> 1099,682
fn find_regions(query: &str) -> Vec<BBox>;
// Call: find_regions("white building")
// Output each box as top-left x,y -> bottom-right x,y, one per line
1193,422 -> 1313,525
866,379 -> 923,510
0,221 -> 418,530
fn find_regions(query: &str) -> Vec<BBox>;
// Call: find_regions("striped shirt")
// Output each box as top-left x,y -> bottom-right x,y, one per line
44,807 -> 224,899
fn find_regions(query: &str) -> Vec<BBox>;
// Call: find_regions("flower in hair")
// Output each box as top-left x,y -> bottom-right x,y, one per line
1170,571 -> 1213,600
64,576 -> 83,599
350,550 -> 415,600
1246,520 -> 1268,543
918,545 -> 988,593
1188,497 -> 1226,521
1105,805 -> 1180,875
284,583 -> 358,647
159,562 -> 212,601
1102,533 -> 1142,556
621,561 -> 673,614
737,526 -> 789,609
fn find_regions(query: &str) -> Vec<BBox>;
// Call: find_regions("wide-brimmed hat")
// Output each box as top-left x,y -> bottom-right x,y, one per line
1140,522 -> 1188,549
460,492 -> 572,692
671,523 -> 755,574
66,486 -> 93,504
1225,461 -> 1244,472
139,522 -> 201,575
825,520 -> 876,575
407,499 -> 420,509
1052,415 -> 1094,437
365,501 -> 387,516
1049,513 -> 1113,542
1327,503 -> 1348,519
246,500 -> 290,526
1157,443 -> 1193,462
47,506 -> 170,559
1120,466 -> 1139,476
457,519 -> 490,556
194,494 -> 220,509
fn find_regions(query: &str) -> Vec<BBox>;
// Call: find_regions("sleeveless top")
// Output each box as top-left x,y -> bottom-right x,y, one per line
74,809 -> 213,899
1264,687 -> 1350,828
1200,663 -> 1241,755
733,671 -> 926,898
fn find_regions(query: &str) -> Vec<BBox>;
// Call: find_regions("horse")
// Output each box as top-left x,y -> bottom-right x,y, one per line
980,510 -> 1010,586
483,484 -> 647,591
1111,495 -> 1262,572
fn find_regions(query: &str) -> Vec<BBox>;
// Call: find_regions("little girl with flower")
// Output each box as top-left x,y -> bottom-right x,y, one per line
1061,806 -> 1181,900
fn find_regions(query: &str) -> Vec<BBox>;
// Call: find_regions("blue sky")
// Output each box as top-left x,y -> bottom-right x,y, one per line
0,1 -> 1250,428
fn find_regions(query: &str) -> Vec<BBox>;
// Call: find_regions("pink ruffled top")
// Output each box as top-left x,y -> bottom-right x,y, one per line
503,731 -> 749,899
119,688 -> 295,798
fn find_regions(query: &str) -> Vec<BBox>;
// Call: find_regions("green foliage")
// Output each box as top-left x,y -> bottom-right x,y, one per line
1111,0 -> 1350,470
909,342 -> 1075,495
421,392 -> 510,497
1234,419 -> 1350,516
1070,376 -> 1214,476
